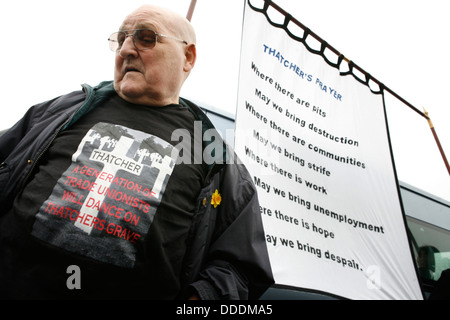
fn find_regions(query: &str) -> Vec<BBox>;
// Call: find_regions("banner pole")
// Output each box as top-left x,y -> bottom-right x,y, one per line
424,108 -> 450,175
268,0 -> 448,175
186,0 -> 197,21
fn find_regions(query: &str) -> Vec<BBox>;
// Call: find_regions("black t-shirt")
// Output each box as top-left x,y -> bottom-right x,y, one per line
0,94 -> 206,299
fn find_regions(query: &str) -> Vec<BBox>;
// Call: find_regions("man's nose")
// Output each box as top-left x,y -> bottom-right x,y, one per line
119,35 -> 138,58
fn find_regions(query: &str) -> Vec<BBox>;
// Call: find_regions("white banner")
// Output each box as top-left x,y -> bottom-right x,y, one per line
235,1 -> 423,300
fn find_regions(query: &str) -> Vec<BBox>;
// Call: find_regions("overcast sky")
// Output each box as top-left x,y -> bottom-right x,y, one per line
1,0 -> 449,202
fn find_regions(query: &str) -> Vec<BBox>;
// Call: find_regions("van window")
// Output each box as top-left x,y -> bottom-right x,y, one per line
407,216 -> 450,281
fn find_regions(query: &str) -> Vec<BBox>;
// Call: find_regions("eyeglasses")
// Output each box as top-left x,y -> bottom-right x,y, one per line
108,29 -> 188,52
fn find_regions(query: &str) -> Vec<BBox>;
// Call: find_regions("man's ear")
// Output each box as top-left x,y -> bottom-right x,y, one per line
183,43 -> 197,73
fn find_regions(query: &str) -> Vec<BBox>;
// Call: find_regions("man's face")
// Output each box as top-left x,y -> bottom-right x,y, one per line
113,7 -> 192,106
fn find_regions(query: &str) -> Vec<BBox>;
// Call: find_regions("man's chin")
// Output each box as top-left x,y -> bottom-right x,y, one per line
113,80 -> 174,106
114,81 -> 144,101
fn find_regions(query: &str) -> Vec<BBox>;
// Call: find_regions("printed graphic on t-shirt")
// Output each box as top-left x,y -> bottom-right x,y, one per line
32,122 -> 176,268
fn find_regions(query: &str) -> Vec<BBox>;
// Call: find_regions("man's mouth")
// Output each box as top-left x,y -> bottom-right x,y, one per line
125,67 -> 140,74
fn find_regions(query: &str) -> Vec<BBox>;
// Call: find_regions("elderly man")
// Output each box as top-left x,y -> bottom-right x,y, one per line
0,5 -> 273,299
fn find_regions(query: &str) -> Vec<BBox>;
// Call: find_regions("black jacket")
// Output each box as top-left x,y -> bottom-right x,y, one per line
0,81 -> 274,299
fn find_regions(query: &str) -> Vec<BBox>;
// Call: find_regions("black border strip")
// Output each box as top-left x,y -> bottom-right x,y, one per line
248,0 -> 427,118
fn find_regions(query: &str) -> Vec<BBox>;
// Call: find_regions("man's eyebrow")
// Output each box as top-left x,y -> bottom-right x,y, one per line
119,22 -> 158,31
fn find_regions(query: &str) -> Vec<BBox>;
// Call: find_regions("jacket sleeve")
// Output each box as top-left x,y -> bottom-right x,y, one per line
0,88 -> 90,163
0,102 -> 47,162
0,101 -> 54,210
187,161 -> 274,300
0,91 -> 86,213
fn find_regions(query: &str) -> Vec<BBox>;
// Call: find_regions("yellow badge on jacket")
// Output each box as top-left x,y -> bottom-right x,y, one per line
211,189 -> 222,208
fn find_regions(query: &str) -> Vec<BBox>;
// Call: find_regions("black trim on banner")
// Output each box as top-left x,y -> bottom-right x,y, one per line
381,93 -> 426,300
247,0 -> 427,118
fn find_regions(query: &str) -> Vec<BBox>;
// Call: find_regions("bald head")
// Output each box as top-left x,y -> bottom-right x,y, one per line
122,5 -> 196,45
113,5 -> 197,106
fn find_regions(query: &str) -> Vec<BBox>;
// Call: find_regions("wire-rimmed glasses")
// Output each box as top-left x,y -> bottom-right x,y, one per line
108,29 -> 188,52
